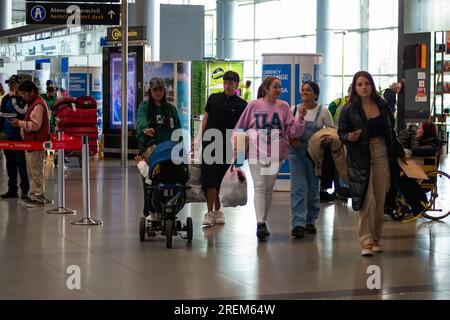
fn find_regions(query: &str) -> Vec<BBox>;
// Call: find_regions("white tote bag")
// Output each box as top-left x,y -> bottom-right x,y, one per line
219,166 -> 248,207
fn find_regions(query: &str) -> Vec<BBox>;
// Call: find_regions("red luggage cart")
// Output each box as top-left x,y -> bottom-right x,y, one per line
54,97 -> 99,167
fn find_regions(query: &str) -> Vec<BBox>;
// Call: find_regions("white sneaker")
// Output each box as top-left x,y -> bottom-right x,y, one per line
372,243 -> 384,252
214,210 -> 225,224
361,244 -> 373,256
202,211 -> 215,226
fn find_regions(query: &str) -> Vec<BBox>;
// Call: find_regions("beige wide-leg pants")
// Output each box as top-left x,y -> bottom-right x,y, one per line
358,137 -> 391,246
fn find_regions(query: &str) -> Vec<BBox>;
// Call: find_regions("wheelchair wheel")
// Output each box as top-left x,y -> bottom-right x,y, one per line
421,170 -> 450,220
139,217 -> 146,241
165,219 -> 174,248
186,217 -> 193,242
388,206 -> 406,221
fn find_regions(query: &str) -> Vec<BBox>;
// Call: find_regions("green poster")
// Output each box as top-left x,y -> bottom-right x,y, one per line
208,61 -> 244,96
191,60 -> 244,116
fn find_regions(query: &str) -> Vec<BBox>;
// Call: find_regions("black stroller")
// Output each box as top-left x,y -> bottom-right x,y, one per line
139,141 -> 192,248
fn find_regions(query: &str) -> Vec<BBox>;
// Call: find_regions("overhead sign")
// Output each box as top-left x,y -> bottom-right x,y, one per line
27,0 -> 120,2
26,3 -> 120,25
107,26 -> 147,42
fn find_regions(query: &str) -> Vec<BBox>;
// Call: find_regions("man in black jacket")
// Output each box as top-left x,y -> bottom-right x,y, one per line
0,75 -> 30,200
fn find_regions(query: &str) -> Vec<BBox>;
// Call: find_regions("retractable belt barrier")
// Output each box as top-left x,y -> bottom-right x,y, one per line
0,134 -> 82,151
0,134 -> 103,226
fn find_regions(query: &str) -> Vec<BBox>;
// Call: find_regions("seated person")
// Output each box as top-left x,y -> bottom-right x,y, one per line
399,121 -> 440,157
394,121 -> 440,215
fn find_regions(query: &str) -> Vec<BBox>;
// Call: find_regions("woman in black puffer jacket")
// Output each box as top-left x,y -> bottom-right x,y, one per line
338,71 -> 405,256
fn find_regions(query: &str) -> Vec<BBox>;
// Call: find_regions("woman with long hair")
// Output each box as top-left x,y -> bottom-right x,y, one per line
399,121 -> 440,157
338,71 -> 405,256
235,76 -> 305,240
136,77 -> 181,217
289,81 -> 334,239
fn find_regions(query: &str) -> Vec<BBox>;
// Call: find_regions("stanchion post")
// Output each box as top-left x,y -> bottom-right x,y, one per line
47,132 -> 76,215
71,136 -> 103,226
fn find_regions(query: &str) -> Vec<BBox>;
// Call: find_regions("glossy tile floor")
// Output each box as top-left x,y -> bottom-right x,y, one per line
0,151 -> 450,300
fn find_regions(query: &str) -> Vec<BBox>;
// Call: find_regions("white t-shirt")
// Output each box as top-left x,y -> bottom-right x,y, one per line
291,104 -> 334,130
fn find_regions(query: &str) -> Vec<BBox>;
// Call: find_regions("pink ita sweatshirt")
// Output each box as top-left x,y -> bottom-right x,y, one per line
234,98 -> 305,162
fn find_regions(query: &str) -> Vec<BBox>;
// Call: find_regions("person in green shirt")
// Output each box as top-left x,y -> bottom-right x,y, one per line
243,80 -> 252,102
137,77 -> 181,152
328,84 -> 351,126
136,77 -> 182,217
41,86 -> 57,133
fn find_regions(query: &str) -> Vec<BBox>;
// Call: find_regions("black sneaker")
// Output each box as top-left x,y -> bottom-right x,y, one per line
26,200 -> 45,208
256,222 -> 270,240
0,192 -> 19,199
20,196 -> 34,205
320,191 -> 335,203
291,226 -> 305,239
306,224 -> 317,234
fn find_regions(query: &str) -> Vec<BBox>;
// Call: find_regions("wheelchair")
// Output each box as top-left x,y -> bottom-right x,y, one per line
387,147 -> 450,222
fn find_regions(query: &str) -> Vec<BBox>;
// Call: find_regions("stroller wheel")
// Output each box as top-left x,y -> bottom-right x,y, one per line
186,217 -> 193,242
139,217 -> 146,241
165,219 -> 174,249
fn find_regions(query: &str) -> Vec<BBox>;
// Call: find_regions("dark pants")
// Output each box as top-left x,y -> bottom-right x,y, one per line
142,177 -> 151,217
3,149 -> 29,195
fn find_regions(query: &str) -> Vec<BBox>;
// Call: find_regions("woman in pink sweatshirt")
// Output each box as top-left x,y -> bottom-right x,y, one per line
234,76 -> 305,240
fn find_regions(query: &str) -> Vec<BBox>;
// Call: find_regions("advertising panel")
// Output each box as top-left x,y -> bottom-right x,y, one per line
90,67 -> 103,139
110,52 -> 137,129
177,62 -> 191,149
143,62 -> 175,104
262,64 -> 291,105
68,71 -> 88,98
262,54 -> 322,191
208,61 -> 244,96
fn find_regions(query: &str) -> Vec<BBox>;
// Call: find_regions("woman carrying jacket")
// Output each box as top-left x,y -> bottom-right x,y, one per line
289,81 -> 334,239
338,71 -> 405,256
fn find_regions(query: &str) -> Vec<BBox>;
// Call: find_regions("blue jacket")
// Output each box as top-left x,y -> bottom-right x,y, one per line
0,94 -> 27,140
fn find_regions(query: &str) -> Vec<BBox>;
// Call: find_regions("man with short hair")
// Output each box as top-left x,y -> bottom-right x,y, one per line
381,80 -> 404,114
243,80 -> 252,102
0,75 -> 30,200
328,84 -> 351,127
200,71 -> 247,226
10,80 -> 50,207
41,86 -> 57,134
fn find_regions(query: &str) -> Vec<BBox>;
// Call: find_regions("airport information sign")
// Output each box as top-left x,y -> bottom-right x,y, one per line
26,2 -> 121,25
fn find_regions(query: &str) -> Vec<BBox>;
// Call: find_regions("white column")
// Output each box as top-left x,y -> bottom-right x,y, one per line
216,0 -> 235,59
135,0 -> 160,61
0,0 -> 12,31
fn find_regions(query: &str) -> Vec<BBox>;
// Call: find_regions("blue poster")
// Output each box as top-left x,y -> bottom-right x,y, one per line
314,64 -> 321,86
295,64 -> 301,105
262,64 -> 291,105
69,73 -> 88,98
176,62 -> 191,150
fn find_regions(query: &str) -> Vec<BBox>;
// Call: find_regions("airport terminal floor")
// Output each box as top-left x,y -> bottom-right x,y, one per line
1,154 -> 450,300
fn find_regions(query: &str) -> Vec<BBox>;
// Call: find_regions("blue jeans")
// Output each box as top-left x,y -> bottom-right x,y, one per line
289,151 -> 320,228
